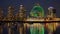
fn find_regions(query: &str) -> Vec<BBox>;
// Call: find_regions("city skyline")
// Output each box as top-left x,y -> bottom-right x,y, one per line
0,0 -> 60,17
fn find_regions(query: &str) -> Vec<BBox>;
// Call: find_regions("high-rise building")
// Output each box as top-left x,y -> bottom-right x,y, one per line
7,6 -> 14,21
47,7 -> 56,18
45,7 -> 56,21
19,5 -> 26,21
0,7 -> 4,21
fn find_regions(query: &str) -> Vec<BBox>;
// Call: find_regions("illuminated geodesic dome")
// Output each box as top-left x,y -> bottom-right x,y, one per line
30,3 -> 44,18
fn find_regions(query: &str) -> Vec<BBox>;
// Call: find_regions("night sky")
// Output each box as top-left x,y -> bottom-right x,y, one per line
0,0 -> 60,17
